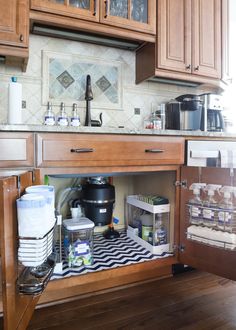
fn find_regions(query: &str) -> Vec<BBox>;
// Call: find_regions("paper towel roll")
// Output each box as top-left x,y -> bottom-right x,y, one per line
8,77 -> 22,124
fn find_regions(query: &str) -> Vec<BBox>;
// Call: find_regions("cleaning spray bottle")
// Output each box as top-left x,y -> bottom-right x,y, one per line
189,183 -> 206,225
202,184 -> 222,227
218,186 -> 236,232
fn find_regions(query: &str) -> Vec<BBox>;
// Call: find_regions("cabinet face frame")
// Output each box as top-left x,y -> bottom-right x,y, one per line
0,0 -> 29,47
31,0 -> 99,22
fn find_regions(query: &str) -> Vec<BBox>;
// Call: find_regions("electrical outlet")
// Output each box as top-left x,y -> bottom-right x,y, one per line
22,100 -> 26,109
134,108 -> 140,115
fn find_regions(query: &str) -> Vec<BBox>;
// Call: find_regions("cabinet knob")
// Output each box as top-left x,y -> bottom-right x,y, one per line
194,66 -> 199,71
20,34 -> 24,42
104,0 -> 108,18
186,64 -> 191,70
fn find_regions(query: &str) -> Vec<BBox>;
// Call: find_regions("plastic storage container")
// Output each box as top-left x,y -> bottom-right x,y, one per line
126,195 -> 170,254
63,217 -> 95,267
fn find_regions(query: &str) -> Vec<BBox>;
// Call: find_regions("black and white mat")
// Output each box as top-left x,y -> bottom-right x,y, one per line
51,231 -> 172,280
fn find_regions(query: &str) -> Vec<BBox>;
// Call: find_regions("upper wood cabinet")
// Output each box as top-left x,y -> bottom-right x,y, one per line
30,0 -> 156,43
136,0 -> 226,87
0,0 -> 29,70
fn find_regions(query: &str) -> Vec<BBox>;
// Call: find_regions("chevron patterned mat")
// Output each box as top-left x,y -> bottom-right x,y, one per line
51,231 -> 172,280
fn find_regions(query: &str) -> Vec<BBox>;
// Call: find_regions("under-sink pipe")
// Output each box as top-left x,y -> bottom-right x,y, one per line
56,186 -> 82,216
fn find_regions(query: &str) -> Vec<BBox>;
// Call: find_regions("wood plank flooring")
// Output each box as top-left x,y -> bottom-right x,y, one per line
25,270 -> 236,329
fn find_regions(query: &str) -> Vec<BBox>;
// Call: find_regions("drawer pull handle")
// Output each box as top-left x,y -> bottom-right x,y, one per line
71,148 -> 94,153
104,0 -> 108,18
145,149 -> 164,153
93,0 -> 96,15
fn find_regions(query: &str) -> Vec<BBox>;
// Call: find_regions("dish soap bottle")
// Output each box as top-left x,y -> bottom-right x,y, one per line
202,184 -> 221,227
44,101 -> 56,126
57,102 -> 69,126
218,186 -> 236,232
189,183 -> 206,225
70,103 -> 80,127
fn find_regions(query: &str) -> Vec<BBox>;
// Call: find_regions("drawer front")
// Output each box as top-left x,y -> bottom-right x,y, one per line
0,133 -> 34,168
36,133 -> 184,167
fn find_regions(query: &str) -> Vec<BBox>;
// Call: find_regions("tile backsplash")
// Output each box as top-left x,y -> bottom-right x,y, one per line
0,34 -> 208,129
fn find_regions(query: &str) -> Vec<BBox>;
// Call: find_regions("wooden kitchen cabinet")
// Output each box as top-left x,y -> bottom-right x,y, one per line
30,0 -> 156,43
136,0 -> 225,86
0,0 -> 29,70
2,132 -> 236,329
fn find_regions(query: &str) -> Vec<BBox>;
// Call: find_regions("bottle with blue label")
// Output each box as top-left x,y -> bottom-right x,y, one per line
202,184 -> 221,227
70,103 -> 80,127
189,183 -> 206,225
57,102 -> 69,126
44,101 -> 55,126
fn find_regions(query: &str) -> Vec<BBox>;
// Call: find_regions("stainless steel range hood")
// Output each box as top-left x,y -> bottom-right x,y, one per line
31,24 -> 141,51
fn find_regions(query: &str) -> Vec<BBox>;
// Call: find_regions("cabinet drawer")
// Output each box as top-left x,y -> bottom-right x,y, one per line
0,133 -> 34,168
36,133 -> 184,167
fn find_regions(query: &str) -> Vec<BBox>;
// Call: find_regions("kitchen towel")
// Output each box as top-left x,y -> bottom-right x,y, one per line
8,77 -> 22,124
220,150 -> 236,168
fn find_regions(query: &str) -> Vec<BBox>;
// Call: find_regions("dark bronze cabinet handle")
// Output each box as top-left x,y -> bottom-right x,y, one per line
145,149 -> 164,153
20,34 -> 24,42
194,66 -> 199,71
186,64 -> 191,70
93,0 -> 96,15
71,148 -> 94,153
104,0 -> 108,18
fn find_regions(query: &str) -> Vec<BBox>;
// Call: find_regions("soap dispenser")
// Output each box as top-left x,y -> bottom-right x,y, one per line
218,186 -> 236,232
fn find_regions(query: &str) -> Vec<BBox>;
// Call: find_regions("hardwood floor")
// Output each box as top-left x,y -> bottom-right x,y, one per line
26,270 -> 236,330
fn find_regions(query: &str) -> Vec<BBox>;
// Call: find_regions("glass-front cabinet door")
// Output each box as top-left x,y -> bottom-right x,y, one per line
100,0 -> 155,34
31,0 -> 99,22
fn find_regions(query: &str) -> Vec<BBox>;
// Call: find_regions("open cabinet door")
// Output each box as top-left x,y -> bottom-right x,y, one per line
0,172 -> 40,330
179,166 -> 236,281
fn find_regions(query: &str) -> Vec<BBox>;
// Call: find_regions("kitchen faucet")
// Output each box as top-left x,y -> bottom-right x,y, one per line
85,74 -> 93,126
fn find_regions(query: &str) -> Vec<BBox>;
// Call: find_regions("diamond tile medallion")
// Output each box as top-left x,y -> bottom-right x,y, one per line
43,51 -> 123,110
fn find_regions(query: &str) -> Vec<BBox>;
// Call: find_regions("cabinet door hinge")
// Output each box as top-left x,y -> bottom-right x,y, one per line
174,180 -> 187,188
173,244 -> 186,252
30,170 -> 36,183
16,175 -> 21,197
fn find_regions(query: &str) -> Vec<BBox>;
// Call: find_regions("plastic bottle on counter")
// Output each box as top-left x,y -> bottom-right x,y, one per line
8,76 -> 22,124
44,101 -> 56,126
218,186 -> 236,232
70,103 -> 80,127
188,183 -> 206,225
57,102 -> 69,126
202,184 -> 222,227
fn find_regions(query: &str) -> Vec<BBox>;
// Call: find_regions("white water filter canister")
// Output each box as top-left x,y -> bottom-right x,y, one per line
8,76 -> 22,124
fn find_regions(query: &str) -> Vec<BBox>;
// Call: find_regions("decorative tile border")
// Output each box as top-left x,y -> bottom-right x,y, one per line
42,51 -> 123,110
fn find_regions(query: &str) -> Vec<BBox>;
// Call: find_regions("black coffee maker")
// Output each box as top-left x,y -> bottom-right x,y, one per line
200,93 -> 224,132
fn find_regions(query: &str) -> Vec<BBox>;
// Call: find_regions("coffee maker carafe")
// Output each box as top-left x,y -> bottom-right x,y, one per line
200,94 -> 224,132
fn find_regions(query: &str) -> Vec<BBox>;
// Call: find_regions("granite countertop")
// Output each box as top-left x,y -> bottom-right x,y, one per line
0,124 -> 236,138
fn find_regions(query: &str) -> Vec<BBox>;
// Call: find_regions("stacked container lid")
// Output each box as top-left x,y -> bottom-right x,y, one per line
16,185 -> 56,267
